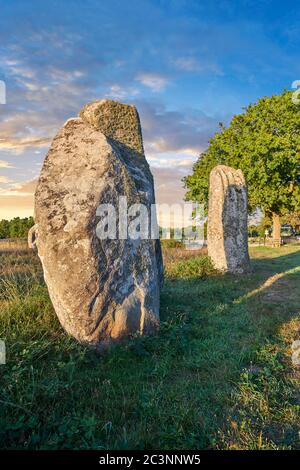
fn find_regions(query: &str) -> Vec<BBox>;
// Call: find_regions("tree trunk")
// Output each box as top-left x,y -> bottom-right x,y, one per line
272,213 -> 281,240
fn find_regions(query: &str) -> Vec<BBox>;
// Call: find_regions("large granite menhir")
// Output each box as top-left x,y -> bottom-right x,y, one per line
207,165 -> 250,274
31,99 -> 163,348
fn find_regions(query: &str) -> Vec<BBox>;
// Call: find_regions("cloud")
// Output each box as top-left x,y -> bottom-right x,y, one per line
0,176 -> 12,184
174,57 -> 223,75
105,84 -> 140,101
174,57 -> 201,71
147,155 -> 197,168
47,67 -> 85,82
0,137 -> 51,151
137,100 -> 222,155
0,179 -> 36,219
0,160 -> 14,168
151,165 -> 191,206
0,178 -> 37,196
135,73 -> 170,92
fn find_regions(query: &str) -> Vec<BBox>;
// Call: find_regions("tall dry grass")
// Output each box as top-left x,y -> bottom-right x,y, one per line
0,238 -> 28,252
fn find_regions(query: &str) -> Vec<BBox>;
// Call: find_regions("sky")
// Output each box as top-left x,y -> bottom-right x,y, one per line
0,0 -> 300,221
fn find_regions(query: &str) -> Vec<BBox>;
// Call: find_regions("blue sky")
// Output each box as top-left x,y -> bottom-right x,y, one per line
0,0 -> 299,218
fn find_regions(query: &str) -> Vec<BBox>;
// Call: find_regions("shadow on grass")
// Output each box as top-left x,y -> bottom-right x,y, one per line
0,247 -> 299,449
159,248 -> 300,449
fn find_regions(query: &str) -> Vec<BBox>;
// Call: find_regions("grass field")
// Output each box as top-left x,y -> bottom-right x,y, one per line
0,243 -> 299,449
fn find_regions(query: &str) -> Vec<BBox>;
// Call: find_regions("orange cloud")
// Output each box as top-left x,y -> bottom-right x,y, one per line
0,179 -> 37,220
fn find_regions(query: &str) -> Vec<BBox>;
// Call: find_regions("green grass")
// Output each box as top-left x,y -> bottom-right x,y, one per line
164,254 -> 217,279
0,245 -> 299,449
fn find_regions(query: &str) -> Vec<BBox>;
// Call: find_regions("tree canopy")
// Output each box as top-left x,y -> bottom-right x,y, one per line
282,210 -> 300,232
0,217 -> 34,239
184,91 -> 300,225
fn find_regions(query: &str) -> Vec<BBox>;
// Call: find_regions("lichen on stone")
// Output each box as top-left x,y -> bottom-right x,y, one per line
79,99 -> 144,155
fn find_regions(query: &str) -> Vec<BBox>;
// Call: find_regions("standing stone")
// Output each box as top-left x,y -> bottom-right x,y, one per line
32,99 -> 163,348
207,165 -> 250,274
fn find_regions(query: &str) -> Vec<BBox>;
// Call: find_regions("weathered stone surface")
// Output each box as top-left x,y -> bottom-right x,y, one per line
207,165 -> 250,274
33,99 -> 163,348
292,340 -> 300,350
28,224 -> 38,250
292,340 -> 300,366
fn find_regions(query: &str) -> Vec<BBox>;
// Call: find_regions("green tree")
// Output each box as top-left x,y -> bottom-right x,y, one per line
256,214 -> 272,237
184,90 -> 300,239
0,216 -> 34,239
282,210 -> 300,233
0,219 -> 10,238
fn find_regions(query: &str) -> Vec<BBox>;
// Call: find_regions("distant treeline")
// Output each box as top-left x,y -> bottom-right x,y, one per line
0,217 -> 34,239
